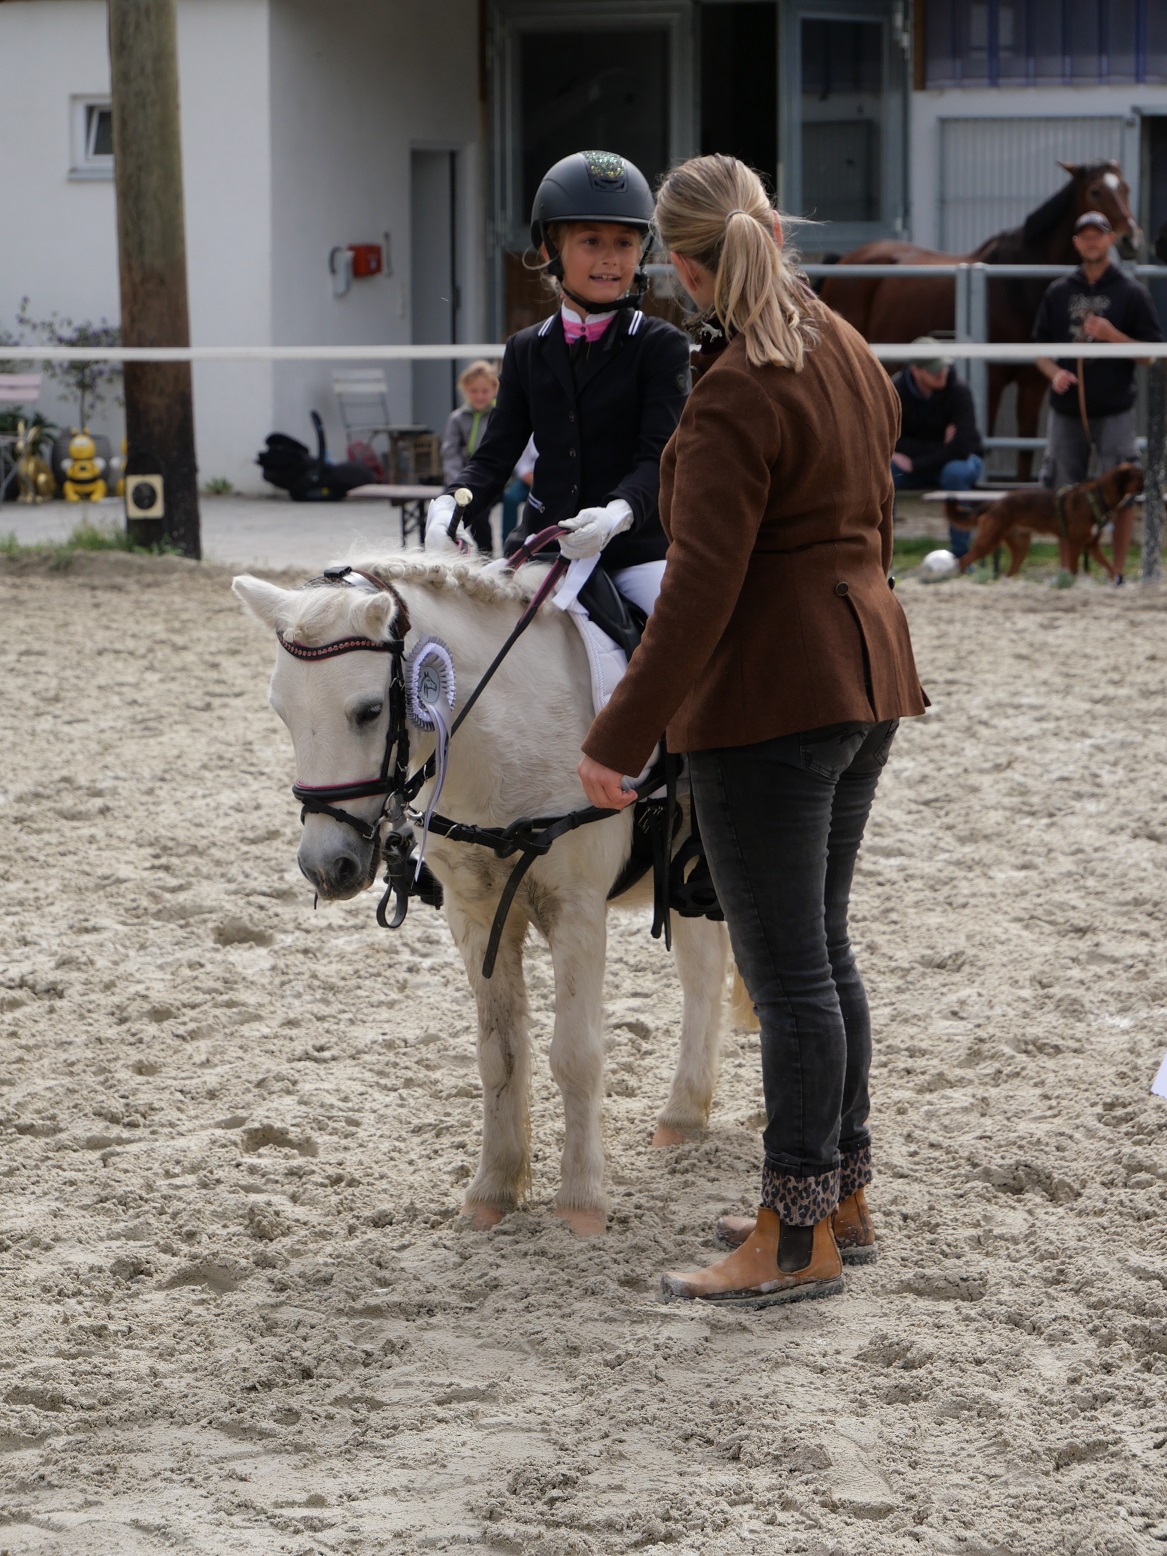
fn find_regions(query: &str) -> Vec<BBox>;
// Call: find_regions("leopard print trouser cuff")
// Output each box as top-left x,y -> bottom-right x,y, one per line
761,1160 -> 840,1227
839,1143 -> 873,1201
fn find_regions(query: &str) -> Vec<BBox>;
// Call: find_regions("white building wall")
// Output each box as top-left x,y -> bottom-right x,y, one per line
268,0 -> 485,460
909,83 -> 1167,252
178,0 -> 275,495
0,2 -> 121,441
0,0 -> 274,493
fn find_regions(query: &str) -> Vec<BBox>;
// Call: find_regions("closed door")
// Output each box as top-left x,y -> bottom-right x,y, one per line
411,149 -> 458,437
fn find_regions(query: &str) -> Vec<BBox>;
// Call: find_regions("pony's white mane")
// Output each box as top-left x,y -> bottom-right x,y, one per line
283,551 -> 553,641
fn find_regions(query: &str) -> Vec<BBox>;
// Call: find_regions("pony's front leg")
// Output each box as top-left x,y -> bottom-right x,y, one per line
447,896 -> 531,1228
654,916 -> 730,1146
546,898 -> 608,1236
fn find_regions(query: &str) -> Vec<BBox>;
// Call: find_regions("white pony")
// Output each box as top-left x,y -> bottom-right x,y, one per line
233,554 -> 732,1235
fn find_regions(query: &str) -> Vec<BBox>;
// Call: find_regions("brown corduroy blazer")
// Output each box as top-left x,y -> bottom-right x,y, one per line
582,304 -> 928,777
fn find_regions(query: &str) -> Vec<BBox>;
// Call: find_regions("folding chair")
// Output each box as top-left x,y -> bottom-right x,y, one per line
331,369 -> 396,478
0,373 -> 43,501
331,370 -> 430,482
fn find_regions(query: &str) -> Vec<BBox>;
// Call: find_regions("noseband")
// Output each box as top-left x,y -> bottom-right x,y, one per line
281,567 -> 414,847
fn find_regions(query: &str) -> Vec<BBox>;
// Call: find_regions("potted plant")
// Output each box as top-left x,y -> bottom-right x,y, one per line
15,300 -> 122,482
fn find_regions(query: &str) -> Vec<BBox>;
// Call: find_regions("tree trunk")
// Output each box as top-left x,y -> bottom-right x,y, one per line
108,0 -> 200,558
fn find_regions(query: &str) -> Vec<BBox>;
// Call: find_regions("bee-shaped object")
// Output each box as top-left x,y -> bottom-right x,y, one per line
61,428 -> 108,502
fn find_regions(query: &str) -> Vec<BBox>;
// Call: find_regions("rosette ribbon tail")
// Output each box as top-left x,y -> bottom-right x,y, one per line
414,693 -> 451,880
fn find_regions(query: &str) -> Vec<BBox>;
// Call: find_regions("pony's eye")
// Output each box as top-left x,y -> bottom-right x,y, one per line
353,702 -> 383,727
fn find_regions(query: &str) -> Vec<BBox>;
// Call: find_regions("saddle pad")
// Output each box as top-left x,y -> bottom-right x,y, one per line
564,601 -> 627,718
563,603 -> 671,797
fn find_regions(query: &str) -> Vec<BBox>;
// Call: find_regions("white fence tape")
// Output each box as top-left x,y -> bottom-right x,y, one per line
6,342 -> 1167,364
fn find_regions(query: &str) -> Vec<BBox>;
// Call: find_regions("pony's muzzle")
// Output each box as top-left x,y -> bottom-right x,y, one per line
298,827 -> 377,900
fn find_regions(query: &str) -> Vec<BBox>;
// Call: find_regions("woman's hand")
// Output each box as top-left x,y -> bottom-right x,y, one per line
578,755 -> 637,810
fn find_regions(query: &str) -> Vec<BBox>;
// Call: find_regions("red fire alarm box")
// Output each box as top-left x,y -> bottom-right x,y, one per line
348,244 -> 383,278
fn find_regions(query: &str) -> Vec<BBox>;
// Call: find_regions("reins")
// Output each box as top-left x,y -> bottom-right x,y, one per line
277,535 -> 651,977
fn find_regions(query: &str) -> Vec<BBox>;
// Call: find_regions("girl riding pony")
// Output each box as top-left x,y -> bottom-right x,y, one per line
426,150 -> 690,618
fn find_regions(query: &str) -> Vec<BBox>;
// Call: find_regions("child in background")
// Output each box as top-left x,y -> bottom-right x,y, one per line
502,437 -> 537,545
440,361 -> 500,551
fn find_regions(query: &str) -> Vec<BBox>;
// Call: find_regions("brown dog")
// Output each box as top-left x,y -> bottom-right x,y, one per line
956,462 -> 1144,577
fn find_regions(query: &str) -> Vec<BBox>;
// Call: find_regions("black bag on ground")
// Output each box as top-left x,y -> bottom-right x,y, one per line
257,412 -> 376,502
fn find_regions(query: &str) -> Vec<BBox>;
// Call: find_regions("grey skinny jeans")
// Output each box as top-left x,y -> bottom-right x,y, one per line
688,719 -> 898,1226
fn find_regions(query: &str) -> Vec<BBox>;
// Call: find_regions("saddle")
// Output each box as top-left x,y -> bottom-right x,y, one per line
576,575 -> 723,929
576,566 -> 645,659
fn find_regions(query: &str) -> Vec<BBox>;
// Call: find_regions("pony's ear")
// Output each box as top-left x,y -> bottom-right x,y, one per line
1058,160 -> 1081,175
232,574 -> 294,630
350,590 -> 402,642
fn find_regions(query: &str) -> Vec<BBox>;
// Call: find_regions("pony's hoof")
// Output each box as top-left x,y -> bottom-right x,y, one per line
555,1206 -> 607,1237
462,1200 -> 506,1230
651,1123 -> 700,1147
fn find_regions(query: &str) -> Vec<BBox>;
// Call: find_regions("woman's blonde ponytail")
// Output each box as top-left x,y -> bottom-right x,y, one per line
656,155 -> 817,371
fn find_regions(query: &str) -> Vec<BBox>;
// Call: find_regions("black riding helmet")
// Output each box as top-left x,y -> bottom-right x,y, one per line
530,150 -> 654,311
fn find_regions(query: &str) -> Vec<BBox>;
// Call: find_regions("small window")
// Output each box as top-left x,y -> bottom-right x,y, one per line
70,97 -> 114,180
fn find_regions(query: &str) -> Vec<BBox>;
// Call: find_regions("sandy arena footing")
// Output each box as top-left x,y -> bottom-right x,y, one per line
2,549 -> 1166,1555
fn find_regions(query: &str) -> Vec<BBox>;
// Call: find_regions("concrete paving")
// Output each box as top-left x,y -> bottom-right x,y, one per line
0,493 -> 426,572
2,490 -> 948,570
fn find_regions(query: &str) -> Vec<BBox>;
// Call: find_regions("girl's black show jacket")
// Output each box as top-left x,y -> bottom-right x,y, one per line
445,307 -> 692,571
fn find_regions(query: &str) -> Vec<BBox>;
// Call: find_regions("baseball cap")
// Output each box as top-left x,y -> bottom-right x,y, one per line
908,336 -> 954,374
1074,211 -> 1113,234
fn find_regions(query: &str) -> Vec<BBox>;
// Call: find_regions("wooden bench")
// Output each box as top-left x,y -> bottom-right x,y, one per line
921,487 -> 1028,508
346,482 -> 445,545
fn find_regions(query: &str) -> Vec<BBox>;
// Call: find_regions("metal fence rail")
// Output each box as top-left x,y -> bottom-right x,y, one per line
802,262 -> 1167,450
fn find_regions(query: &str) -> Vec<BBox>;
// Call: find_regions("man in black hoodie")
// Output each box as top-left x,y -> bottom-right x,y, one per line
1034,210 -> 1163,583
890,337 -> 985,557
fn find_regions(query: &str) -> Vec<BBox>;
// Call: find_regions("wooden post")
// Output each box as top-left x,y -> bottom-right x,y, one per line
108,0 -> 200,558
1145,362 -> 1167,584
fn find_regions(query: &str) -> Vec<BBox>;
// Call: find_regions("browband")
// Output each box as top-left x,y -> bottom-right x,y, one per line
277,630 -> 400,661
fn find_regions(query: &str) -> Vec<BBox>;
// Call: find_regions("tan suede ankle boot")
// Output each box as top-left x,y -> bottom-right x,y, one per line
715,1189 -> 877,1266
661,1208 -> 844,1307
832,1186 -> 877,1264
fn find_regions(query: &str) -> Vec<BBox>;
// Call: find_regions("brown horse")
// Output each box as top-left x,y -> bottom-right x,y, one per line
818,162 -> 1142,477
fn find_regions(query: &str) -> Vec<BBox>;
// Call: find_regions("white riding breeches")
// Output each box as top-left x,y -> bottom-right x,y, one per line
611,560 -> 666,616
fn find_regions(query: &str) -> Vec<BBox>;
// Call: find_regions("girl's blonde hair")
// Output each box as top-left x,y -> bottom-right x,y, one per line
458,359 -> 499,395
655,154 -> 818,371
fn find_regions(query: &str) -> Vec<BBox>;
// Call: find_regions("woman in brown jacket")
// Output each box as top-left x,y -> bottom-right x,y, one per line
577,154 -> 927,1307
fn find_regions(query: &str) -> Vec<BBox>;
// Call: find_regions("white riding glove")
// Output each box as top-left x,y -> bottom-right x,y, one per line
425,494 -> 459,552
558,499 -> 634,560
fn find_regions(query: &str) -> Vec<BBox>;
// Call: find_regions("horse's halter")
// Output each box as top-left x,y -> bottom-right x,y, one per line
278,566 -> 417,849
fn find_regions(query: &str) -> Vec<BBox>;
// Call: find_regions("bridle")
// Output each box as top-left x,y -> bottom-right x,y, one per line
276,538 -> 664,975
282,570 -> 413,846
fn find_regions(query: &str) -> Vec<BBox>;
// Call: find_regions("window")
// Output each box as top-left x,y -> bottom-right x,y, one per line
924,0 -> 1167,86
780,0 -> 906,250
70,98 -> 114,180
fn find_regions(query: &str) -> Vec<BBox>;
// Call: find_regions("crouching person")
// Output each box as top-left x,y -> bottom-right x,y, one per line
890,337 -> 985,558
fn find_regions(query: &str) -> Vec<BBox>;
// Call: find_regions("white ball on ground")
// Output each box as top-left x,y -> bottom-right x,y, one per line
919,548 -> 959,582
